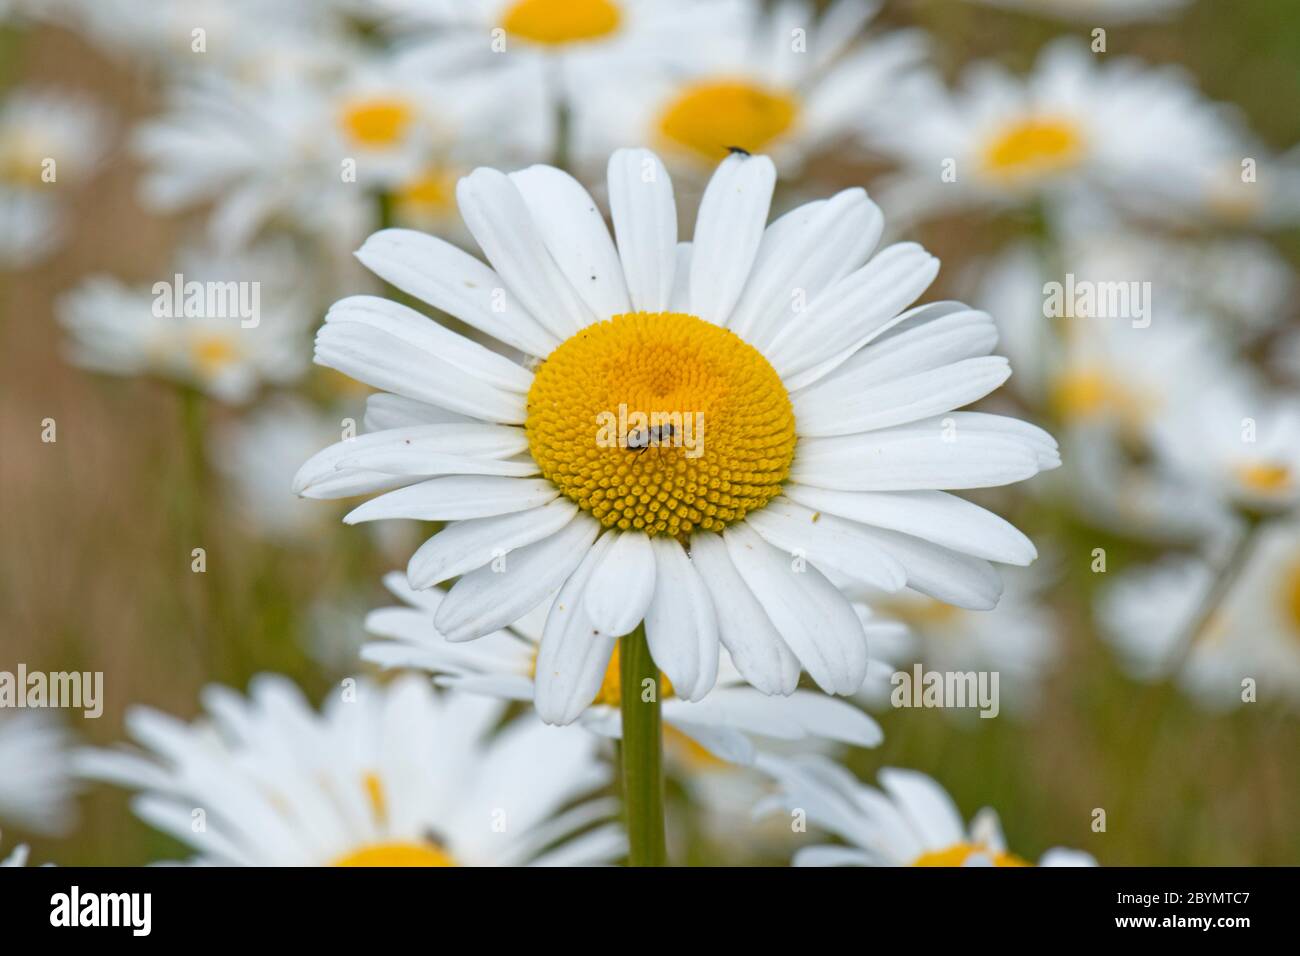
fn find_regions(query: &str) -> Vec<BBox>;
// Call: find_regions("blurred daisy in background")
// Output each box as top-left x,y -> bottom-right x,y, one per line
363,571 -> 887,761
1150,380 -> 1300,516
573,0 -> 928,176
56,241 -> 314,403
760,758 -> 1096,866
0,86 -> 110,267
874,40 -> 1249,227
76,675 -> 624,866
1099,521 -> 1300,711
0,711 -> 78,837
855,565 -> 1059,717
374,0 -> 747,119
296,146 -> 1057,722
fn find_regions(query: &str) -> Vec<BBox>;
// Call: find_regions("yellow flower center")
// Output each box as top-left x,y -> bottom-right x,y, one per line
395,166 -> 459,217
333,842 -> 457,867
1282,558 -> 1300,639
592,642 -> 674,707
0,131 -> 48,185
340,97 -> 415,148
981,116 -> 1085,182
658,80 -> 799,163
526,312 -> 797,538
189,333 -> 240,377
912,843 -> 1029,867
882,597 -> 964,628
1235,462 -> 1293,495
1049,367 -> 1150,429
501,0 -> 622,46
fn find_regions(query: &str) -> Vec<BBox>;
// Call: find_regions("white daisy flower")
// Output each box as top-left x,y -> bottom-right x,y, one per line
0,711 -> 77,836
363,571 -> 887,763
373,0 -> 747,112
294,147 -> 1059,723
76,674 -> 623,866
874,40 -> 1247,224
857,566 -> 1059,716
1098,521 -> 1300,711
572,0 -> 927,174
56,243 -> 312,403
760,758 -> 1097,866
0,86 -> 109,189
0,187 -> 62,268
964,0 -> 1191,23
1150,379 -> 1300,515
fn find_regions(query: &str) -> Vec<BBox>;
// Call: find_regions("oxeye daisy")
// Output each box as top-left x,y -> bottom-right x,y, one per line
76,675 -> 623,866
874,39 -> 1248,225
760,758 -> 1096,867
295,146 -> 1058,725
1150,380 -> 1300,516
55,243 -> 312,403
572,0 -> 927,174
1099,521 -> 1300,711
362,571 -> 887,759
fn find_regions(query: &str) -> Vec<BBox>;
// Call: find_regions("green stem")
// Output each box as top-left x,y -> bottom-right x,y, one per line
620,624 -> 667,866
1164,513 -> 1264,671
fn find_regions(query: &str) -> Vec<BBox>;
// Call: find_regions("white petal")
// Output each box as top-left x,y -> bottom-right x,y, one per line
510,164 -> 631,320
406,498 -> 581,589
722,522 -> 868,694
355,229 -> 559,358
729,188 -> 883,346
534,533 -> 619,725
434,512 -> 601,641
849,524 -> 1004,609
314,300 -> 527,424
456,167 -> 593,341
744,497 -> 908,591
689,152 -> 776,325
668,241 -> 692,312
644,537 -> 719,701
607,148 -> 677,312
582,530 -> 656,636
767,243 -> 940,382
793,356 -> 1012,437
783,486 -> 1037,565
820,304 -> 998,386
363,393 -> 469,430
688,531 -> 800,695
343,476 -> 558,524
791,425 -> 1042,491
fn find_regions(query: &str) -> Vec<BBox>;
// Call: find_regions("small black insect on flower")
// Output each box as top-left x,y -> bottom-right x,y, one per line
627,423 -> 677,452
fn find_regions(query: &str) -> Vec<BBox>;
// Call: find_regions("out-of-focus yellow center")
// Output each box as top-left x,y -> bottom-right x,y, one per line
526,312 -> 796,538
501,0 -> 621,46
333,842 -> 456,867
913,843 -> 1029,867
658,80 -> 799,162
591,643 -> 674,708
340,97 -> 415,148
981,116 -> 1085,182
189,333 -> 240,377
1049,368 -> 1150,429
1282,558 -> 1300,638
0,131 -> 47,185
1234,462 -> 1293,495
664,726 -> 728,770
395,166 -> 459,216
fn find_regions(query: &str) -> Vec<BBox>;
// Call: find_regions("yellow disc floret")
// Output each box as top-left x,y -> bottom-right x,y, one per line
981,116 -> 1085,183
502,0 -> 621,46
333,842 -> 457,867
658,79 -> 799,162
526,312 -> 796,539
912,843 -> 1029,867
